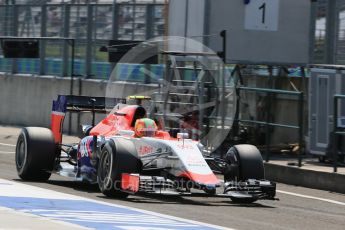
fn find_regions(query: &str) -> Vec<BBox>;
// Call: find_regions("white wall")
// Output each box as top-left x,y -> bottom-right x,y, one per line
0,74 -> 156,134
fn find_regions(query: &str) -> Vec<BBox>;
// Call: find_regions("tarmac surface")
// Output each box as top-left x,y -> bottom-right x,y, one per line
0,125 -> 345,230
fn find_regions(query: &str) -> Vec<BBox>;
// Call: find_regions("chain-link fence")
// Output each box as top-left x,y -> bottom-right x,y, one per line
0,1 -> 166,79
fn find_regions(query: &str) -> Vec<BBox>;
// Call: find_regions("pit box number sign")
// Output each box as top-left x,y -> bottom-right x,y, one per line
244,0 -> 280,31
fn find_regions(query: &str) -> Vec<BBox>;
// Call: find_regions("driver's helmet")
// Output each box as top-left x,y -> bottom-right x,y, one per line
134,118 -> 157,137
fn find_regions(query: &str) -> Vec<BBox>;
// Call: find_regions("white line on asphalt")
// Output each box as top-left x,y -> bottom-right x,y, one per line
0,206 -> 90,230
217,179 -> 345,207
277,190 -> 345,206
0,143 -> 16,147
0,179 -> 233,230
0,151 -> 15,154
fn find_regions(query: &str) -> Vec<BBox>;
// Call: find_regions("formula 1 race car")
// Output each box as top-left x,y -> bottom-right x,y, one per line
15,95 -> 276,203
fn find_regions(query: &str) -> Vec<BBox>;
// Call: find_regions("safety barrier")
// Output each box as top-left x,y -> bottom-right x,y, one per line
238,86 -> 304,167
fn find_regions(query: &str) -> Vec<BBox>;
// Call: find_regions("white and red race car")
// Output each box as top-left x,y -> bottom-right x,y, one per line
15,95 -> 276,203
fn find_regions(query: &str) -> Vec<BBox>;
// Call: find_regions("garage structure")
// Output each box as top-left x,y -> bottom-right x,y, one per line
168,0 -> 312,65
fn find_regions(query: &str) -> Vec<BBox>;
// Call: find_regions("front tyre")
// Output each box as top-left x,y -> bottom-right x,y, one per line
97,139 -> 141,198
15,127 -> 56,181
224,144 -> 265,203
224,144 -> 264,181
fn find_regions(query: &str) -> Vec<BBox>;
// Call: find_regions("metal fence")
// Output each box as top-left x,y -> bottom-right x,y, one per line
0,1 -> 166,79
3,1 -> 345,78
238,86 -> 304,167
336,1 -> 345,64
314,0 -> 345,64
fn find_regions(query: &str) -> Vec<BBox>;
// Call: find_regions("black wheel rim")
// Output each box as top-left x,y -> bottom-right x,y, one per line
16,136 -> 26,169
99,150 -> 112,190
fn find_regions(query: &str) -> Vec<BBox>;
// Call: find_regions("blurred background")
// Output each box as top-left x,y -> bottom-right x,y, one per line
0,0 -> 167,79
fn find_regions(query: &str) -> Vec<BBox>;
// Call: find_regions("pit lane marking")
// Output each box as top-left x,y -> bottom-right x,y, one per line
277,190 -> 345,206
218,179 -> 345,206
0,179 -> 233,230
0,142 -> 16,147
24,210 -> 199,227
0,206 -> 90,230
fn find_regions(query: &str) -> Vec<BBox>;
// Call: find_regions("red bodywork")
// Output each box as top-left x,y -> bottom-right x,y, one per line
51,112 -> 65,144
90,105 -> 170,139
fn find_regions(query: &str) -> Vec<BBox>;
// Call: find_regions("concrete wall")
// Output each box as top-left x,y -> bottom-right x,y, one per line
265,163 -> 345,194
0,73 -> 308,146
0,74 -> 156,134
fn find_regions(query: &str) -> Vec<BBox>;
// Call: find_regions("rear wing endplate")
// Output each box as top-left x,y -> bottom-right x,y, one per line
51,95 -> 126,143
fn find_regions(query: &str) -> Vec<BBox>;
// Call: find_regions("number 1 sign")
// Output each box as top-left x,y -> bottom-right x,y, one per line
245,0 -> 280,31
169,0 -> 311,64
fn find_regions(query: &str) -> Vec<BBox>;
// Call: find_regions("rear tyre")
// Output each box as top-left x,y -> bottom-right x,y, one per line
224,144 -> 265,203
97,139 -> 141,198
15,127 -> 56,181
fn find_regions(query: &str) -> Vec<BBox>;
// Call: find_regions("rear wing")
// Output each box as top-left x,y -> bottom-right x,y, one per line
53,95 -> 126,114
51,95 -> 126,143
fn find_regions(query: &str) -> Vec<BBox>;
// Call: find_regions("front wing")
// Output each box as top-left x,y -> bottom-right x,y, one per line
120,173 -> 277,201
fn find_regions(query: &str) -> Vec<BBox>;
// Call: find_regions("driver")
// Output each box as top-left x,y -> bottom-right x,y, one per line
134,118 -> 157,138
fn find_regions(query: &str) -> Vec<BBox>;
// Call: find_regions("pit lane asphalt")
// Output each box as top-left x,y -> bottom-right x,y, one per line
0,126 -> 344,230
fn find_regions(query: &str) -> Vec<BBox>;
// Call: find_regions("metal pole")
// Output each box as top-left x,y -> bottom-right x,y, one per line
298,92 -> 304,167
265,66 -> 273,162
298,67 -> 306,167
183,0 -> 189,51
131,2 -> 135,41
71,39 -> 75,94
11,5 -> 18,74
145,4 -> 154,40
333,96 -> 338,173
239,86 -> 303,96
232,65 -> 242,137
308,0 -> 317,64
62,4 -> 71,77
220,30 -> 226,63
221,62 -> 226,131
163,0 -> 169,37
203,0 -> 211,47
85,4 -> 93,77
220,31 -> 227,131
4,1 -> 10,36
111,1 -> 118,40
111,1 -> 118,71
325,0 -> 337,64
39,4 -> 47,75
68,39 -> 75,135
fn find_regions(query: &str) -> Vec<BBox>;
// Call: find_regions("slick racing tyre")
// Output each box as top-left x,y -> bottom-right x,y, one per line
15,127 -> 56,181
97,138 -> 142,198
224,144 -> 264,181
224,144 -> 265,203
